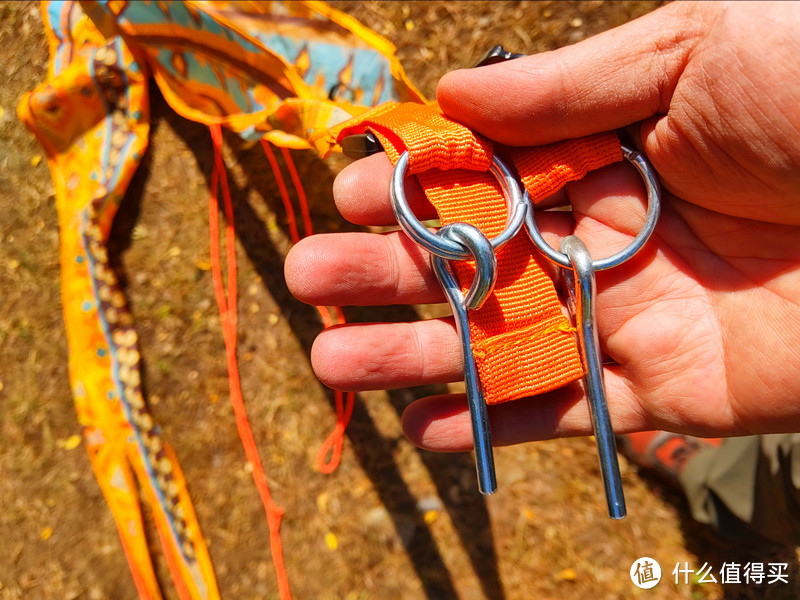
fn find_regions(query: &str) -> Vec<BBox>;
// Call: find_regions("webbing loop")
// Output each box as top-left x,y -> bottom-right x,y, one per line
391,150 -> 527,260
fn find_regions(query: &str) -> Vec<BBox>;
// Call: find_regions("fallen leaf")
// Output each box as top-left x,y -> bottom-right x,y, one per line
56,434 -> 82,450
325,532 -> 338,551
31,154 -> 42,167
316,492 -> 329,513
556,568 -> 577,581
522,508 -> 535,521
40,526 -> 53,541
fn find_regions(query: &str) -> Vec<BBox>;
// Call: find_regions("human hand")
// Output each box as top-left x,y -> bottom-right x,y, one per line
285,1 -> 800,451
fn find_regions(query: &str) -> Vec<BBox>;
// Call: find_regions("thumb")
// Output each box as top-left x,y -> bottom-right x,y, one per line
436,1 -> 707,145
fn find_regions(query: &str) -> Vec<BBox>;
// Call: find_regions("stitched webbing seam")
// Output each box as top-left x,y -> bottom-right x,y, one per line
472,314 -> 576,360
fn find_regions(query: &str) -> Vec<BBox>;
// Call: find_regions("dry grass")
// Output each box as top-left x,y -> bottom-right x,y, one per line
1,2 -> 797,599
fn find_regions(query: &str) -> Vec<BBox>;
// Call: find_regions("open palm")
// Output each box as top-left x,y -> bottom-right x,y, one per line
285,1 -> 800,450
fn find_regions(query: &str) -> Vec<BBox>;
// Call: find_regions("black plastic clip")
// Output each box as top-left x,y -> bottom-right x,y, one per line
341,45 -> 524,160
472,45 -> 525,68
341,132 -> 385,160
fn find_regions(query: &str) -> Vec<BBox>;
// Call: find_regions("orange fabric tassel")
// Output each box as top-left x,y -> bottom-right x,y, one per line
259,140 -> 355,473
209,126 -> 292,600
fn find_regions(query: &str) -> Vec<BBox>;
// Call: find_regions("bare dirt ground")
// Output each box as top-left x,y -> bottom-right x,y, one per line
1,1 -> 799,599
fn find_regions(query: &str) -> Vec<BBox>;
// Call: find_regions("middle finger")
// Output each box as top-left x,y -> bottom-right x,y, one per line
285,230 -> 444,306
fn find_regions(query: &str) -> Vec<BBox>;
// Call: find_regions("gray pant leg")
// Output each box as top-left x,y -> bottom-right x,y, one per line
679,434 -> 800,545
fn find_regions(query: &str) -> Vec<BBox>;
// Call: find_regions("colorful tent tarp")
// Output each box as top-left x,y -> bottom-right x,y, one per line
18,2 -> 423,598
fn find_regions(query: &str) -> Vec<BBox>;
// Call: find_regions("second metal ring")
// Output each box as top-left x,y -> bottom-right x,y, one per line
525,145 -> 661,271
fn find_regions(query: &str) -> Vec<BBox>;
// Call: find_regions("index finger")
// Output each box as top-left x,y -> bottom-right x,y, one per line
333,152 -> 437,226
436,2 -> 702,146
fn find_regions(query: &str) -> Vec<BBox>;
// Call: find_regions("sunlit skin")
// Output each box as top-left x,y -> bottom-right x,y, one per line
285,1 -> 800,452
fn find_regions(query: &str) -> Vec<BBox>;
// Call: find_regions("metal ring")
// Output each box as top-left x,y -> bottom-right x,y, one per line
391,151 -> 527,261
524,145 -> 661,271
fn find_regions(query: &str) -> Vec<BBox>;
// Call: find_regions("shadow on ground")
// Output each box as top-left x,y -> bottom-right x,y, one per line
153,90 -> 505,600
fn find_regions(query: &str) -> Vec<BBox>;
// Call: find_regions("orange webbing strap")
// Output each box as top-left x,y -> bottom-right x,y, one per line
330,103 -> 622,404
510,135 -> 623,201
